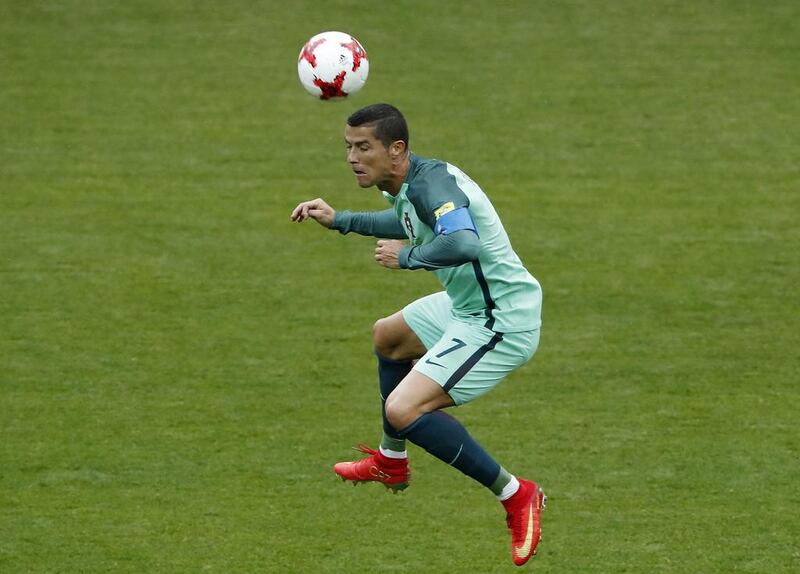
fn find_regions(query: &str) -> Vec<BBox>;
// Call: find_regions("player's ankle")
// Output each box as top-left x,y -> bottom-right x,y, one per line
497,476 -> 521,502
378,446 -> 408,461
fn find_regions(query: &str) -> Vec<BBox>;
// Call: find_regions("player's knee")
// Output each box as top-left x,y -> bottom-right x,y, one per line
384,394 -> 418,432
373,317 -> 401,359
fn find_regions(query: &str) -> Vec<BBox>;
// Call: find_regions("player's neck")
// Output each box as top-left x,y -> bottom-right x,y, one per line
379,154 -> 411,196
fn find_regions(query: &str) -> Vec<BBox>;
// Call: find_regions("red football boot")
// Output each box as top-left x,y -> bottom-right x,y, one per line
502,478 -> 547,566
333,445 -> 410,493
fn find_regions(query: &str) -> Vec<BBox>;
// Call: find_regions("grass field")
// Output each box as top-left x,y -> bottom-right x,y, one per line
2,1 -> 799,572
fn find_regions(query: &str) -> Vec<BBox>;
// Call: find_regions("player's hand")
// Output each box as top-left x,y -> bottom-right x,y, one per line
374,239 -> 405,269
290,198 -> 335,228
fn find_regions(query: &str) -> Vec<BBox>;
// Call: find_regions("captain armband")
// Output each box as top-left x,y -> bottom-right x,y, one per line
433,206 -> 478,236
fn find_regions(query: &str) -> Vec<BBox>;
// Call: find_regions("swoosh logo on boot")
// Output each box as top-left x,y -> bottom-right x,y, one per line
514,505 -> 535,559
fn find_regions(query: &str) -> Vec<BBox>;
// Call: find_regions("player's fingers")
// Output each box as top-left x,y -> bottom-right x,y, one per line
294,199 -> 324,220
290,202 -> 310,221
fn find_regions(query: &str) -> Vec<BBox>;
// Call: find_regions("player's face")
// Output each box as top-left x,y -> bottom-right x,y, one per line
344,125 -> 394,189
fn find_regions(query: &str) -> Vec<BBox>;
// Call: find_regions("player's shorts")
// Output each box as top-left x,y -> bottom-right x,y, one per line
401,291 -> 540,406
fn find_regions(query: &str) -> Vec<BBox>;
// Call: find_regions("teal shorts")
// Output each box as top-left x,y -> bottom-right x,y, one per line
401,292 -> 540,406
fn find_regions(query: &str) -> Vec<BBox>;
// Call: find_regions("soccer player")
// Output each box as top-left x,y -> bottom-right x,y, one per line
290,103 -> 545,566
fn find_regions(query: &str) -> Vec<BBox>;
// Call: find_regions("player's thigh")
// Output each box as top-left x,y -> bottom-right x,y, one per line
414,323 -> 540,406
373,310 -> 427,361
400,291 -> 453,350
375,292 -> 452,361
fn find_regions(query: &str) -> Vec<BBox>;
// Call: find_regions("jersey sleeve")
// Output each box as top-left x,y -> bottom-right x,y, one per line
399,229 -> 481,270
331,208 -> 407,239
406,163 -> 471,234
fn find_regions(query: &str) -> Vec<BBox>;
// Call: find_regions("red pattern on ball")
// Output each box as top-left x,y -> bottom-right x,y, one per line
299,37 -> 325,67
341,37 -> 367,72
313,71 -> 348,100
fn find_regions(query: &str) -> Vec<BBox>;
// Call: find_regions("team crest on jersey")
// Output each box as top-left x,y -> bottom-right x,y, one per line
403,212 -> 416,239
434,201 -> 456,220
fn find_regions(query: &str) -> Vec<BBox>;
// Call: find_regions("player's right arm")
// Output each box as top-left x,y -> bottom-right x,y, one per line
332,209 -> 406,239
290,199 -> 406,239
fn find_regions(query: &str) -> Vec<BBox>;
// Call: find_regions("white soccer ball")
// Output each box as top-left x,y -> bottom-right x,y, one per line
297,31 -> 369,100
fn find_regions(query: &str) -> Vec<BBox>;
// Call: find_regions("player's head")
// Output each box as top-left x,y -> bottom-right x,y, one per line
347,103 -> 409,150
345,103 -> 410,192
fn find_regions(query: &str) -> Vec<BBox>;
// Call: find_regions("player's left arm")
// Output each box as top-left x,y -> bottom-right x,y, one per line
373,229 -> 480,269
390,166 -> 481,270
400,228 -> 480,269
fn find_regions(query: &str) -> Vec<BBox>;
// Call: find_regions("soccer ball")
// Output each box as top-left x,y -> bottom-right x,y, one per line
297,31 -> 369,100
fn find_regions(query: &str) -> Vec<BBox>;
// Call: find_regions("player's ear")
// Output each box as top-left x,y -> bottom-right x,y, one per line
389,140 -> 406,159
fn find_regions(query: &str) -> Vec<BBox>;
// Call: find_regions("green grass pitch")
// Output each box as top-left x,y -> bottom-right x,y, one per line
1,1 -> 798,572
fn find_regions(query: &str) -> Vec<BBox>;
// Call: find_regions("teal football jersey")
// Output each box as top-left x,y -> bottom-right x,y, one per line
385,154 -> 541,333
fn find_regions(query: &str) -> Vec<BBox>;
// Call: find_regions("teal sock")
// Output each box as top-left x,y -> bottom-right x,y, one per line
489,467 -> 514,496
380,432 -> 407,453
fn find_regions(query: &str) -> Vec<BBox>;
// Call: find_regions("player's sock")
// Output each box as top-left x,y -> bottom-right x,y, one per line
380,433 -> 407,454
377,352 -> 412,449
493,470 -> 520,500
396,410 -> 501,488
379,445 -> 407,459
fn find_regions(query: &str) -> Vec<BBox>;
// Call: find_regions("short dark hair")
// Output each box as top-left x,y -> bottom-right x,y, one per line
347,103 -> 409,149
